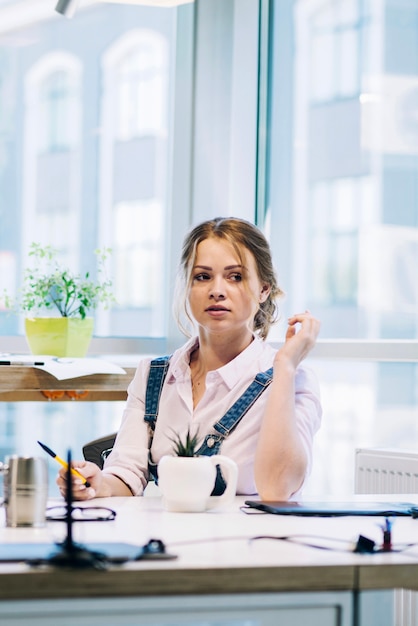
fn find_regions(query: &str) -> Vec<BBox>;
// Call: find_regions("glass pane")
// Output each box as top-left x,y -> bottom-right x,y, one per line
304,358 -> 418,497
0,1 -> 187,339
268,0 -> 418,340
0,401 -> 123,499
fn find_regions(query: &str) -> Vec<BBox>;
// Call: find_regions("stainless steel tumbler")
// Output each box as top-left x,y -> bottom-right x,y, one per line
1,456 -> 48,527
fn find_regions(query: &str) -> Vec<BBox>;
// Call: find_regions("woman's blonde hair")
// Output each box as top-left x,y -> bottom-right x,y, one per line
173,217 -> 284,340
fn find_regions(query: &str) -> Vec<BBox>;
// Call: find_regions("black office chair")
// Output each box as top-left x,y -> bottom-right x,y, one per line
83,433 -> 116,469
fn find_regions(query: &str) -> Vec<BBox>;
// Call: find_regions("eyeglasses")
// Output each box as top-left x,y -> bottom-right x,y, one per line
46,505 -> 117,522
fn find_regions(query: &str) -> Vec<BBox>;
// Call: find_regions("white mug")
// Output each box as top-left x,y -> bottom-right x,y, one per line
158,454 -> 238,513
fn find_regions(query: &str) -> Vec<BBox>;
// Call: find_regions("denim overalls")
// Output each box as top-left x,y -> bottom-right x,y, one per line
145,355 -> 274,495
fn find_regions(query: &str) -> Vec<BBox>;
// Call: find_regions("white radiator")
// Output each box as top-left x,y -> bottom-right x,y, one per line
355,447 -> 418,626
355,448 -> 418,494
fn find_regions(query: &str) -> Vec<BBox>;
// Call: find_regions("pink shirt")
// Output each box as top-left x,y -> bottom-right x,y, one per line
103,336 -> 322,496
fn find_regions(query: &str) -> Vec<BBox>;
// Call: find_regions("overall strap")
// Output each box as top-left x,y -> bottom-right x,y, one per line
195,366 -> 273,456
98,356 -> 171,472
145,355 -> 171,485
211,366 -> 274,438
144,355 -> 171,432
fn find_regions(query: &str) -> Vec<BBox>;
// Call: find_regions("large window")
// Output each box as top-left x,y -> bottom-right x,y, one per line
0,0 -> 417,498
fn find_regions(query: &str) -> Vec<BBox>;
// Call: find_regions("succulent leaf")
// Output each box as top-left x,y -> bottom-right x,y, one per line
169,427 -> 200,457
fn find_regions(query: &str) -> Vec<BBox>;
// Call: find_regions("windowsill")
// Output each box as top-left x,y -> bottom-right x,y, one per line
1,336 -> 418,362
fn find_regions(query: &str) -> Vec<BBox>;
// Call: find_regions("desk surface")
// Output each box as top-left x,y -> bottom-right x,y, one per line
1,495 -> 418,601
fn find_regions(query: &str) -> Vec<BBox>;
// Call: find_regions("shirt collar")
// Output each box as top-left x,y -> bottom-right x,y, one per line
169,337 -> 199,382
169,335 -> 266,389
216,335 -> 266,389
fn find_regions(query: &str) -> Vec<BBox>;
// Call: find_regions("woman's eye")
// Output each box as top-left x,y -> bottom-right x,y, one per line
229,273 -> 243,282
193,273 -> 210,281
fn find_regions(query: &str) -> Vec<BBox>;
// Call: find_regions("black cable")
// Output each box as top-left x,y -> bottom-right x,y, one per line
250,534 -> 354,553
168,532 -> 418,555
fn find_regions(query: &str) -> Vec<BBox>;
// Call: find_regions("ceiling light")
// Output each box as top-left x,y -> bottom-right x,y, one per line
55,0 -> 193,18
100,1 -> 193,5
55,0 -> 81,18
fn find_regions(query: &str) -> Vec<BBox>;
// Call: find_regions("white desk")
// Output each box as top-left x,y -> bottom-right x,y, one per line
1,495 -> 418,625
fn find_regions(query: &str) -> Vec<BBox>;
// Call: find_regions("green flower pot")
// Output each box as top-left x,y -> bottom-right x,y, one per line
24,317 -> 94,357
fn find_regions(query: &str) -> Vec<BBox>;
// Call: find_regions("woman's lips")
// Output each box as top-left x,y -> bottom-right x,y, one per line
205,305 -> 230,316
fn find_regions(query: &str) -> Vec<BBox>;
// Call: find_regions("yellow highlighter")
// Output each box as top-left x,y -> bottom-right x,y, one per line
37,440 -> 91,488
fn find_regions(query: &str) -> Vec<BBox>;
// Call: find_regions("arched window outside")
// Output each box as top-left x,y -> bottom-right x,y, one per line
116,32 -> 168,140
23,52 -> 82,255
98,30 -> 170,335
38,69 -> 78,152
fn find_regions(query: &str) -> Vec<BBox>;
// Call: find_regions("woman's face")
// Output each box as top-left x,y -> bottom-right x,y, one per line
187,237 -> 270,338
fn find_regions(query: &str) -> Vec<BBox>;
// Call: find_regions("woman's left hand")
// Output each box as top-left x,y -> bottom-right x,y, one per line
275,310 -> 320,370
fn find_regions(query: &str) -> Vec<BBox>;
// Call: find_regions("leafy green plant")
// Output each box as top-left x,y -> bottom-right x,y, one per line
3,242 -> 115,319
169,427 -> 200,457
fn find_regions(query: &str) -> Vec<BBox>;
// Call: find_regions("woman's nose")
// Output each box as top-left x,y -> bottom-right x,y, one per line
210,290 -> 225,300
209,278 -> 226,300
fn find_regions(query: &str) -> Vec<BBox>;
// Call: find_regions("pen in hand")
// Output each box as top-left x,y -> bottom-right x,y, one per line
37,440 -> 91,488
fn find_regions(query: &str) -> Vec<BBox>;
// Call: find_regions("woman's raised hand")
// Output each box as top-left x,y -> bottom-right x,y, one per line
275,310 -> 320,370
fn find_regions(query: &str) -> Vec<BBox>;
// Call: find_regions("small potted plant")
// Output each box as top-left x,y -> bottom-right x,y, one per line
168,428 -> 200,457
157,428 -> 238,512
2,242 -> 115,357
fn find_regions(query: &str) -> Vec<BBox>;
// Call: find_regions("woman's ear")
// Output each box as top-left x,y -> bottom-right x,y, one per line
259,283 -> 271,303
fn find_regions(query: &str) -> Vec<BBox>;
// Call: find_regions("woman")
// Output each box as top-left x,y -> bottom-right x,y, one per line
57,217 -> 321,501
